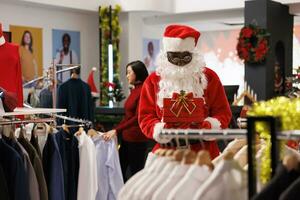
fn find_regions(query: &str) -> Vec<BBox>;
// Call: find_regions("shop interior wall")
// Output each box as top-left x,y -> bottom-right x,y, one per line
0,1 -> 99,84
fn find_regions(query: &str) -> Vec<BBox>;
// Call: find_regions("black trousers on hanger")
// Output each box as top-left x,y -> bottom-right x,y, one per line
119,140 -> 149,182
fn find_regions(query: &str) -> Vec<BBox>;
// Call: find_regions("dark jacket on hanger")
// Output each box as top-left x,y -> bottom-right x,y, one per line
0,139 -> 28,200
57,78 -> 93,123
0,164 -> 10,200
252,163 -> 300,200
2,136 -> 30,200
42,133 -> 64,200
30,132 -> 43,159
55,129 -> 79,200
19,137 -> 48,200
279,175 -> 300,200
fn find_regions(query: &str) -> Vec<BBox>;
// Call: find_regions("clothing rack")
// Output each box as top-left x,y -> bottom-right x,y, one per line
159,116 -> 300,199
0,118 -> 54,126
23,103 -> 92,128
23,65 -> 81,88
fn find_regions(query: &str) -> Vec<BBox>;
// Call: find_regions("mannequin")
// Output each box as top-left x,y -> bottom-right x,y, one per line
0,23 -> 23,107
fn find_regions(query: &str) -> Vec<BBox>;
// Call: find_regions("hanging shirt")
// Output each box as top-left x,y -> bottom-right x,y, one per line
76,132 -> 98,200
252,163 -> 300,200
19,136 -> 48,200
167,165 -> 211,200
152,164 -> 190,200
17,141 -> 40,200
57,78 -> 93,122
2,136 -> 30,200
279,176 -> 300,200
0,164 -> 9,200
118,153 -> 158,200
93,134 -> 124,200
39,87 -> 53,108
130,157 -> 172,200
0,42 -> 23,107
42,133 -> 65,200
192,159 -> 247,200
141,161 -> 178,200
0,139 -> 27,200
55,130 -> 79,200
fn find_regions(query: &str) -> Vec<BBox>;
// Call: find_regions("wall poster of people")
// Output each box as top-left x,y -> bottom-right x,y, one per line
10,25 -> 43,84
142,38 -> 160,74
52,29 -> 80,83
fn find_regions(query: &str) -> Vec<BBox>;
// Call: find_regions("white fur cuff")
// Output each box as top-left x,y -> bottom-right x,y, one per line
204,117 -> 221,129
153,122 -> 171,143
0,36 -> 5,46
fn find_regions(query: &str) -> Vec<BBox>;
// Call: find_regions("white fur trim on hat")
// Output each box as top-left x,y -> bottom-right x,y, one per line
204,117 -> 221,129
153,122 -> 171,143
0,36 -> 5,46
163,37 -> 195,52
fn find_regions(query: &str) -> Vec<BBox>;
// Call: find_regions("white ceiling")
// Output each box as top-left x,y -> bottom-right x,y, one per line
6,0 -> 300,31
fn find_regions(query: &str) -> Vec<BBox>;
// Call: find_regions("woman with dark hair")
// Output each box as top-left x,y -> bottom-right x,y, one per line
20,30 -> 38,82
103,60 -> 151,181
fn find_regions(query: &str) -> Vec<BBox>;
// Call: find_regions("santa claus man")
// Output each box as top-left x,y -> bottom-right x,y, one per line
138,24 -> 232,159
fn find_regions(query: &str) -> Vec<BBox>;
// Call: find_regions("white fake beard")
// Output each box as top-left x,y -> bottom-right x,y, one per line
155,51 -> 207,108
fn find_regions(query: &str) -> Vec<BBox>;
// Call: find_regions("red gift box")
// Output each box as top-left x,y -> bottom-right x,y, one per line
162,91 -> 205,123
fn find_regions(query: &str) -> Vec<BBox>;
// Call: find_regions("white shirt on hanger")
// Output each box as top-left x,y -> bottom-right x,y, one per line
192,159 -> 247,200
129,156 -> 171,200
76,132 -> 98,200
140,161 -> 178,200
167,165 -> 211,200
93,134 -> 124,200
118,152 -> 158,200
152,164 -> 190,200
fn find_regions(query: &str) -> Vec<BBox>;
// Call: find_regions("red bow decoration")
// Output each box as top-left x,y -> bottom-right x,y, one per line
170,90 -> 197,117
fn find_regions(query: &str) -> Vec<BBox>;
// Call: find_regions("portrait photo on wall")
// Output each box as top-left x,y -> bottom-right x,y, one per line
52,29 -> 80,83
10,25 -> 43,85
3,31 -> 12,42
142,38 -> 160,74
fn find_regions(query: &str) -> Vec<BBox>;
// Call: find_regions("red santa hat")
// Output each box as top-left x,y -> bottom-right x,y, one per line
162,24 -> 200,52
0,23 -> 5,45
87,67 -> 100,98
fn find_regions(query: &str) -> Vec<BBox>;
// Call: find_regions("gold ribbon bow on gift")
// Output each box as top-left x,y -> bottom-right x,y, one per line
170,90 -> 197,117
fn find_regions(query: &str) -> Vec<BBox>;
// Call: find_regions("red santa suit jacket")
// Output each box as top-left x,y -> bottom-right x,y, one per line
138,67 -> 232,159
0,42 -> 23,107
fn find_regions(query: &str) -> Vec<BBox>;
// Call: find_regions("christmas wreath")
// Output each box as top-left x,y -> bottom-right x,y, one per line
237,24 -> 270,64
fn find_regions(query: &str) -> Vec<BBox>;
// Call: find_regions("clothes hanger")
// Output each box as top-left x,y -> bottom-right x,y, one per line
34,123 -> 47,134
87,128 -> 98,138
75,125 -> 84,136
195,150 -> 214,170
283,154 -> 299,171
8,121 -> 15,140
19,123 -> 26,139
172,149 -> 185,162
181,150 -> 197,165
62,119 -> 70,133
165,149 -> 175,157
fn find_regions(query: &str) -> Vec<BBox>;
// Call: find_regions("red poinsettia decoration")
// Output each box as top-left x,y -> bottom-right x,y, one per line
237,24 -> 270,64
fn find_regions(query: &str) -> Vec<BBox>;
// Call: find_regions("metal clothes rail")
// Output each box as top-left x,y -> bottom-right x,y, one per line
159,117 -> 300,199
23,65 -> 81,88
0,118 -> 54,125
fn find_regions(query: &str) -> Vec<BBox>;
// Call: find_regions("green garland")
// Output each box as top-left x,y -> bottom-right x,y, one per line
99,5 -> 122,105
248,97 -> 300,184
